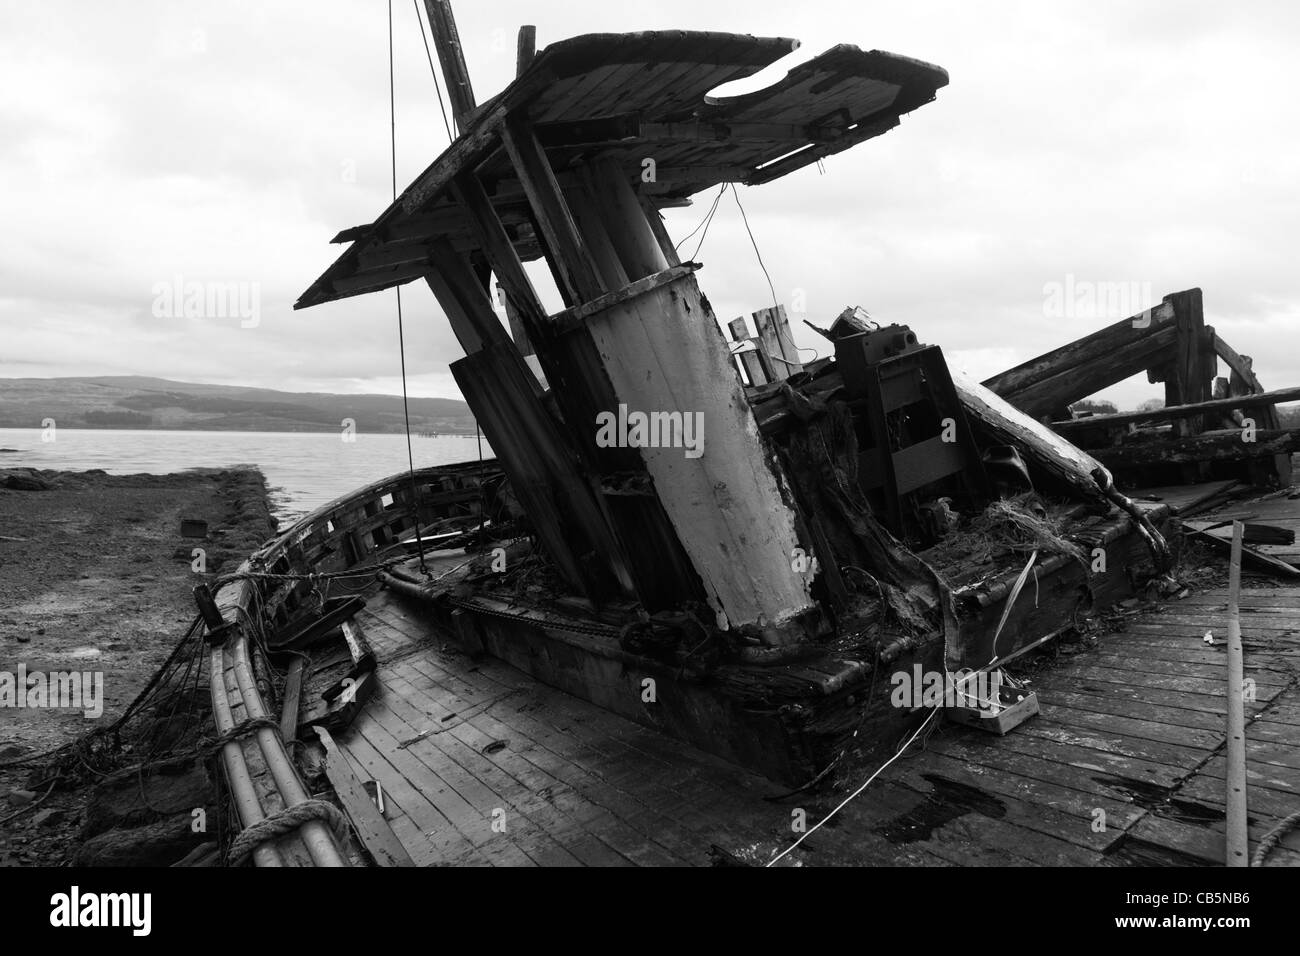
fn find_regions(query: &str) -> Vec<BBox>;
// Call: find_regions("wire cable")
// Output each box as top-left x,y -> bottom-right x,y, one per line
411,0 -> 454,143
765,709 -> 939,866
389,0 -> 429,576
731,186 -> 820,362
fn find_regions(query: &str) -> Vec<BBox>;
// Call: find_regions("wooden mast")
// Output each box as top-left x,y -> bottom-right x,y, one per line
422,0 -> 476,130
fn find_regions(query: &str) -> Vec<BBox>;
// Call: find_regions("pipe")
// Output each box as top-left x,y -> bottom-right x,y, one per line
229,637 -> 347,868
207,646 -> 282,868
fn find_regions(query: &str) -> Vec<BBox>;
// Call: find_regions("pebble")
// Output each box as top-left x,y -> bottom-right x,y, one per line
33,808 -> 64,827
16,634 -> 30,644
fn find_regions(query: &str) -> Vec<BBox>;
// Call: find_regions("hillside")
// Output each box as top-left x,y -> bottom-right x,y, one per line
0,376 -> 476,434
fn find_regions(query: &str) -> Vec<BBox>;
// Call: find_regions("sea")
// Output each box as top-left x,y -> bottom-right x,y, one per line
0,428 -> 492,524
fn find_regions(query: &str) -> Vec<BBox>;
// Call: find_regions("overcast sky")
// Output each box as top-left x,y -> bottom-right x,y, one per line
3,0 -> 1297,410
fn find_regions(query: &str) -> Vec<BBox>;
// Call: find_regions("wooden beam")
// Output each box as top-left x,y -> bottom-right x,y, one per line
422,0 -> 476,130
500,111 -> 606,305
1090,429 -> 1300,470
565,184 -> 631,290
496,283 -> 533,356
746,115 -> 900,186
1001,326 -> 1179,420
451,345 -> 635,600
401,103 -> 505,213
952,370 -> 1112,510
985,299 -> 1176,398
516,25 -> 536,77
1052,384 -> 1300,433
1216,334 -> 1280,429
451,173 -> 553,345
424,239 -> 517,359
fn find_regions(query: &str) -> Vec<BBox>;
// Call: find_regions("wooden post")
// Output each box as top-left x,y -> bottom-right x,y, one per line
496,283 -> 532,355
516,25 -> 536,77
452,170 -> 703,612
423,239 -> 520,362
728,317 -> 769,386
1225,521 -> 1249,867
566,185 -> 632,290
1168,288 -> 1209,435
423,0 -> 476,130
500,112 -> 606,305
754,306 -> 801,380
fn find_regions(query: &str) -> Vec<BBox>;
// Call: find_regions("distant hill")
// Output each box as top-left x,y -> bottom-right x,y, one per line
0,376 -> 477,434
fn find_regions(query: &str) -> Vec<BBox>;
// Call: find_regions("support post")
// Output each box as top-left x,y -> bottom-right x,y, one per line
500,112 -> 606,305
516,25 -> 536,77
1225,521 -> 1249,866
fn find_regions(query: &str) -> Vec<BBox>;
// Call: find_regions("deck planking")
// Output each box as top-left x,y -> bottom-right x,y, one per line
325,572 -> 1300,866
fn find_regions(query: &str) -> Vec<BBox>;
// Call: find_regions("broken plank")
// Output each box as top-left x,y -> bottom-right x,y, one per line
315,726 -> 416,867
279,657 -> 305,743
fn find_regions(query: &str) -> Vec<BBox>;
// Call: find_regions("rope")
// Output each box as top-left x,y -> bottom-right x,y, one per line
227,799 -> 349,866
388,0 -> 430,578
216,559 -> 406,587
204,716 -> 281,761
1252,810 -> 1300,866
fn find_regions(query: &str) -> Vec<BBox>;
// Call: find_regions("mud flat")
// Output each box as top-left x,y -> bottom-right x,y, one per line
0,467 -> 276,866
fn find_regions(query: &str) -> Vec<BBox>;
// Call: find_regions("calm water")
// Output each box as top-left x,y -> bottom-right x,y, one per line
0,428 -> 492,524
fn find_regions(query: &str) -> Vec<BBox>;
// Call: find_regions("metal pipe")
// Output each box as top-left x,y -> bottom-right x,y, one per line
228,637 -> 347,868
1225,521 -> 1249,866
207,646 -> 282,868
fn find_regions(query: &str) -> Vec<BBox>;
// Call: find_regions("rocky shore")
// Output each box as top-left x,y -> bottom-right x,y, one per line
0,467 -> 277,866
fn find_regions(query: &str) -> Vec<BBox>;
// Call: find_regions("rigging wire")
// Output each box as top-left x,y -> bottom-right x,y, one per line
389,0 -> 429,576
731,185 -> 820,363
674,182 -> 727,258
765,709 -> 939,867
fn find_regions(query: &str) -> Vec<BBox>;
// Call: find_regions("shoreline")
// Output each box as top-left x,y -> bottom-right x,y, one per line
0,466 -> 276,865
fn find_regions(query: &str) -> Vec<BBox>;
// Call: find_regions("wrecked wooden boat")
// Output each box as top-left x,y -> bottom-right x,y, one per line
184,4 -> 1298,867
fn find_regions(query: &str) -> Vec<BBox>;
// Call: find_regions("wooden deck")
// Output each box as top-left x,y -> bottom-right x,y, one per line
748,584 -> 1300,867
335,585 -> 792,866
332,573 -> 1300,867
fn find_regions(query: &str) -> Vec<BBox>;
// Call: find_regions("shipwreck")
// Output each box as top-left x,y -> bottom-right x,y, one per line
53,3 -> 1298,868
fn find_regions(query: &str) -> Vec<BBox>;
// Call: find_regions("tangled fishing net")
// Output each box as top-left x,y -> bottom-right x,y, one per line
953,493 -> 1085,565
